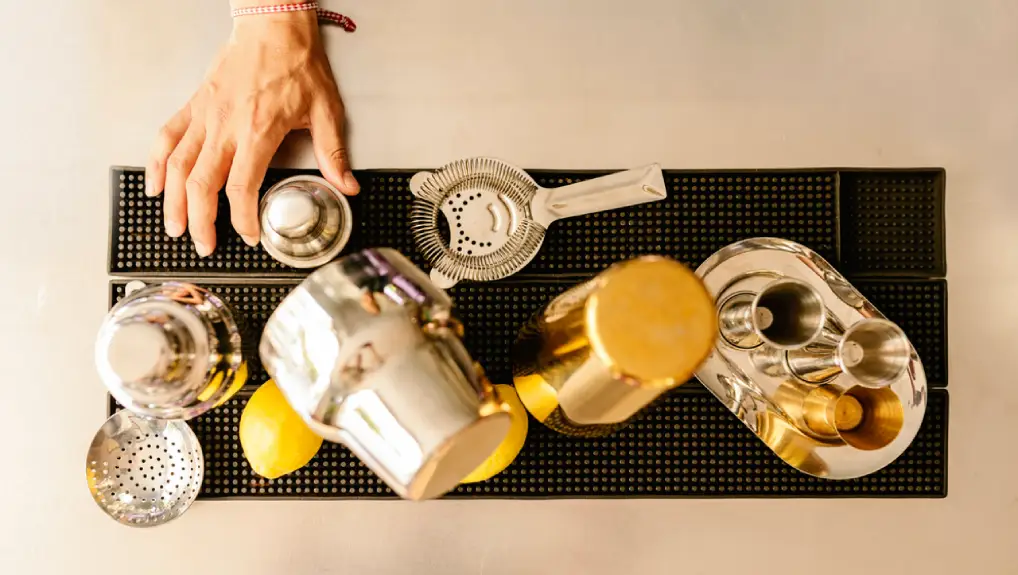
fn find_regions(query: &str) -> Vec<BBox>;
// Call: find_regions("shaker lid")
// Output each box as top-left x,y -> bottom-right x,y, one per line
259,175 -> 353,269
586,256 -> 718,387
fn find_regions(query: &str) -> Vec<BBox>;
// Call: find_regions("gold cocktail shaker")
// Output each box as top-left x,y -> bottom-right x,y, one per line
512,255 -> 717,437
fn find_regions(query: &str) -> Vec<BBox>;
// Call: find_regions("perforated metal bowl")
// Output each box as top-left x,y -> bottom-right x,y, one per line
85,411 -> 203,527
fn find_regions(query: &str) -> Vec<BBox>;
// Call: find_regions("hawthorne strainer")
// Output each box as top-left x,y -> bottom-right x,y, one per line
85,410 -> 203,527
409,158 -> 667,288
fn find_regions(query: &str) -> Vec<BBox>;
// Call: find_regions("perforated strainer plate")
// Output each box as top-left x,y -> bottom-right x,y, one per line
86,410 -> 203,527
410,157 -> 548,287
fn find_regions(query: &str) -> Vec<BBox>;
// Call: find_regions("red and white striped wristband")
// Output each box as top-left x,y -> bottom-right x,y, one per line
231,2 -> 357,32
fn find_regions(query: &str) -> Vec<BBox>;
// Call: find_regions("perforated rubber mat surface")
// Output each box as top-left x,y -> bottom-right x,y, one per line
838,170 -> 946,278
110,168 -> 841,276
111,386 -> 947,498
107,165 -> 948,498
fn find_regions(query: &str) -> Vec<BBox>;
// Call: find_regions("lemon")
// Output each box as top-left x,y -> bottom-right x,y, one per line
197,362 -> 248,407
240,379 -> 324,479
461,384 -> 529,483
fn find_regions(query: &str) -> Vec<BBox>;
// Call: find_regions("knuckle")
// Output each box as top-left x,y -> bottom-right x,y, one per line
209,103 -> 231,127
225,182 -> 250,199
157,125 -> 176,143
322,93 -> 345,114
317,105 -> 343,127
246,104 -> 275,134
166,153 -> 189,173
318,101 -> 340,120
185,174 -> 210,194
328,147 -> 350,166
205,137 -> 233,158
239,121 -> 272,144
253,120 -> 283,141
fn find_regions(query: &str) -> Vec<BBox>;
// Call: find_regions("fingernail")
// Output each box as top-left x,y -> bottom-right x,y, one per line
194,241 -> 212,257
165,220 -> 184,237
342,171 -> 360,194
241,234 -> 260,247
145,180 -> 157,197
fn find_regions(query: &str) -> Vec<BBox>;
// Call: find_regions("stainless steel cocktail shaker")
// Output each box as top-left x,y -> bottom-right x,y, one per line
94,282 -> 245,420
259,248 -> 510,500
512,255 -> 718,437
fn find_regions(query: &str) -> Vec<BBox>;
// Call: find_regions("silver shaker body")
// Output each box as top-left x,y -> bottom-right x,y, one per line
259,248 -> 510,500
95,282 -> 245,420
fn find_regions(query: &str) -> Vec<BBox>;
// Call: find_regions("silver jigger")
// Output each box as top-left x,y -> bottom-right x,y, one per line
259,248 -> 510,500
787,318 -> 911,387
718,278 -> 826,349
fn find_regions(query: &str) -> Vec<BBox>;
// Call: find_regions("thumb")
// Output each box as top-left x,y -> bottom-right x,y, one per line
309,100 -> 359,195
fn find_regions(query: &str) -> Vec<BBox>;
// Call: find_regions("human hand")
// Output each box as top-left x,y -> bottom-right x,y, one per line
145,9 -> 358,256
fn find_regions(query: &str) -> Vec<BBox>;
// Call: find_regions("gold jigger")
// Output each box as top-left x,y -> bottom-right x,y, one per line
512,256 -> 717,437
772,380 -> 905,451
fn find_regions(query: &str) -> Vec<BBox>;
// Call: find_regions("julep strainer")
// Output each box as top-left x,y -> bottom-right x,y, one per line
85,410 -> 203,527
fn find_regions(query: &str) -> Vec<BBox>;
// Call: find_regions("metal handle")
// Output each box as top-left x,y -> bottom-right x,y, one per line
531,164 -> 667,226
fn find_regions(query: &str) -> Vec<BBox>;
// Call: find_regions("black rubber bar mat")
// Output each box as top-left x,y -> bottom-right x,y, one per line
108,387 -> 947,499
105,165 -> 948,498
837,170 -> 947,278
109,277 -> 948,391
108,277 -> 949,498
110,167 -> 945,278
110,167 -> 835,276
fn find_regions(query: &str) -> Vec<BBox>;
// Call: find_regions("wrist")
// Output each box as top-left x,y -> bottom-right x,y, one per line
231,3 -> 320,37
230,0 -> 312,8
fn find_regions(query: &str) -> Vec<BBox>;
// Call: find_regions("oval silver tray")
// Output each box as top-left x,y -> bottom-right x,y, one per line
695,238 -> 927,479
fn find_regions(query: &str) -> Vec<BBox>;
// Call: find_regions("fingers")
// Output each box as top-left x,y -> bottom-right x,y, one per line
163,123 -> 206,238
226,131 -> 285,246
186,139 -> 235,257
146,105 -> 192,197
309,99 -> 359,195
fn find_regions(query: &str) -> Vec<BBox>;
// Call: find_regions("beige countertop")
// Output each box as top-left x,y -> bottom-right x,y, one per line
1,1 -> 1015,573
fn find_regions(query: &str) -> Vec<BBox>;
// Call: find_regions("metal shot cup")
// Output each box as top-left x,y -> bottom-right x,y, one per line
512,255 -> 717,437
786,318 -> 911,387
259,248 -> 510,500
718,278 -> 827,350
94,282 -> 245,420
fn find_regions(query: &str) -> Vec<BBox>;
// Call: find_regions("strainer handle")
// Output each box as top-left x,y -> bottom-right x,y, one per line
532,164 -> 667,226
